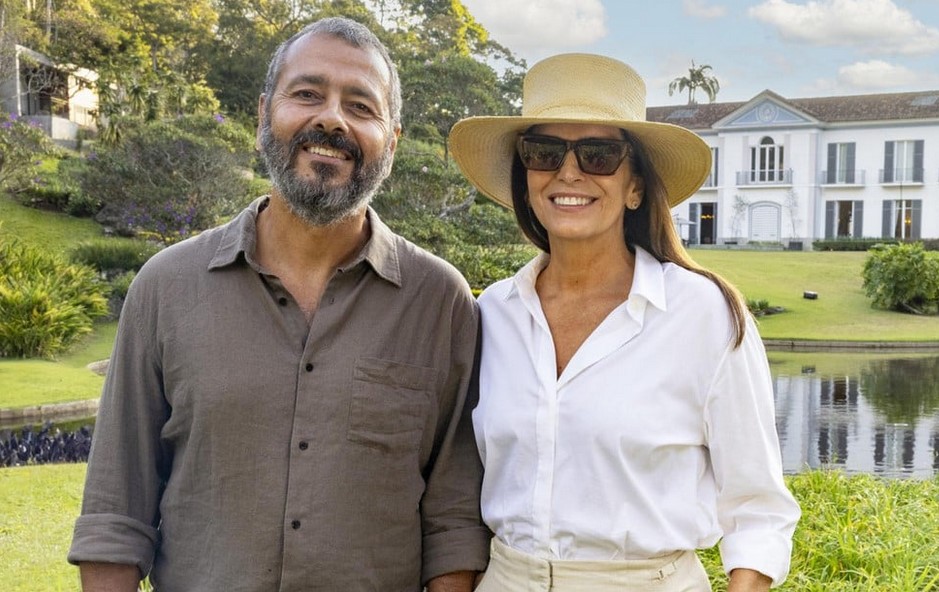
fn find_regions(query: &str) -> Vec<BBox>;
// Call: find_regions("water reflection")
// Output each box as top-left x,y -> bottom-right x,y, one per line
771,351 -> 939,478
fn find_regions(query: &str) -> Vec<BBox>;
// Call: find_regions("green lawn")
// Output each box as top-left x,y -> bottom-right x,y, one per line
0,464 -> 84,592
0,323 -> 116,409
692,249 -> 939,342
0,197 -> 104,255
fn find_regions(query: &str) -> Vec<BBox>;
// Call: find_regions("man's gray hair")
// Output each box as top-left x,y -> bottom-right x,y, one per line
262,17 -> 402,129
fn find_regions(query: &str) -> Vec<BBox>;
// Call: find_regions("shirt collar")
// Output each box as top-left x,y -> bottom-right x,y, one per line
507,246 -> 668,313
208,197 -> 402,288
340,207 -> 402,287
630,247 -> 667,313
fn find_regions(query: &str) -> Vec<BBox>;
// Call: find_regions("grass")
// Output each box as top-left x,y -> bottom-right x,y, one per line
1,464 -> 935,591
701,472 -> 939,591
0,196 -> 103,255
0,323 -> 116,409
692,249 -> 939,342
0,464 -> 84,592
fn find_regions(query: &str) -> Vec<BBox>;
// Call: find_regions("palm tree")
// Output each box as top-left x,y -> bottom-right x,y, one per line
668,61 -> 720,105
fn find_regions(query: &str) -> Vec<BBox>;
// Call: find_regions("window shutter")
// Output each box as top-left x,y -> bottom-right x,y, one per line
712,147 -> 719,185
846,143 -> 856,184
883,142 -> 894,183
825,201 -> 835,238
913,140 -> 924,183
714,202 -> 719,238
911,200 -> 922,239
853,201 -> 863,238
689,203 -> 699,244
827,144 -> 837,184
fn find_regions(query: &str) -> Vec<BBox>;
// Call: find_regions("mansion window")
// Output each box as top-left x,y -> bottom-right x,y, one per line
882,140 -> 924,183
881,199 -> 921,240
825,200 -> 863,238
825,142 -> 857,184
749,136 -> 786,183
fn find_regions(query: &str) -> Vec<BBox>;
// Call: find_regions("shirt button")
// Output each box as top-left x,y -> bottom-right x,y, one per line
298,441 -> 309,450
291,520 -> 301,530
305,363 -> 314,372
278,296 -> 288,306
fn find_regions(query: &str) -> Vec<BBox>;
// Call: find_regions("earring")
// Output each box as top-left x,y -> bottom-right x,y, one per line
626,200 -> 640,210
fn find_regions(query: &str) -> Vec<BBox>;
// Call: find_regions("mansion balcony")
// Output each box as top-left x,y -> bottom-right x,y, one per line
736,169 -> 793,186
819,170 -> 866,186
879,168 -> 924,185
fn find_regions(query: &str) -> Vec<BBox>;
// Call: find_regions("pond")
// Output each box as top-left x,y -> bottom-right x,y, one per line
3,351 -> 938,477
770,350 -> 939,478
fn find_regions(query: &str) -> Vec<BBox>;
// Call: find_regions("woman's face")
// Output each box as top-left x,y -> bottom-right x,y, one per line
524,123 -> 643,249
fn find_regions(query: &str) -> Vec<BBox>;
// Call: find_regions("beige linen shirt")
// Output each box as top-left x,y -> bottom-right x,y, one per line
68,197 -> 489,591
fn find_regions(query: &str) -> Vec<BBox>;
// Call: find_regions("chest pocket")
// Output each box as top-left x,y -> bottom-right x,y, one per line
347,357 -> 436,454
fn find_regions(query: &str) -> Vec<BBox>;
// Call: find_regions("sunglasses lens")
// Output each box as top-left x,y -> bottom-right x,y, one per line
518,138 -> 566,171
518,136 -> 628,175
576,142 -> 625,175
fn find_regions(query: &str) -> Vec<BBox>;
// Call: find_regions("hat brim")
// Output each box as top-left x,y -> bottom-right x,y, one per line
448,116 -> 711,209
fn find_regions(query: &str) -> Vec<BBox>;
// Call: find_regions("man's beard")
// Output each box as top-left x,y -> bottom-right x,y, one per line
259,121 -> 394,227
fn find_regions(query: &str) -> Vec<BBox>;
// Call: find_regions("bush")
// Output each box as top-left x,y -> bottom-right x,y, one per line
812,238 -> 897,251
373,137 -> 473,220
82,114 -> 256,243
0,423 -> 92,467
443,243 -> 537,290
70,238 -> 161,276
861,242 -> 939,315
0,238 -> 109,358
24,156 -> 99,217
747,298 -> 785,317
813,237 -> 939,252
0,111 -> 58,195
386,206 -> 534,290
109,270 -> 137,300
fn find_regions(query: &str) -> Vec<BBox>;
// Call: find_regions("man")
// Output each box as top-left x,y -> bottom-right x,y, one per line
68,17 -> 489,591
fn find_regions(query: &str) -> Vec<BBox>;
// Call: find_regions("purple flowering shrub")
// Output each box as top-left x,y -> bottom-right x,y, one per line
83,114 -> 255,243
0,422 -> 92,466
0,111 -> 57,195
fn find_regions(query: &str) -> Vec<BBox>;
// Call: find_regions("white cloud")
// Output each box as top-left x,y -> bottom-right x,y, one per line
683,0 -> 727,19
460,0 -> 607,54
748,0 -> 939,55
806,59 -> 939,94
838,60 -> 921,87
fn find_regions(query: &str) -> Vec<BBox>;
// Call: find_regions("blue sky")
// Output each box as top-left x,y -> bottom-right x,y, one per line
459,0 -> 939,106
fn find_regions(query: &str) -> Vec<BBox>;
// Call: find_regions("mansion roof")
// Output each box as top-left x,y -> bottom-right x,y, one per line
646,89 -> 939,130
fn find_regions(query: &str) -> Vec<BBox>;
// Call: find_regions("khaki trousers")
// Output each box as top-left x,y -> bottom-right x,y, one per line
475,538 -> 712,592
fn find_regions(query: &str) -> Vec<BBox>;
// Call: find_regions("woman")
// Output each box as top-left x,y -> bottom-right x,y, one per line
448,54 -> 800,591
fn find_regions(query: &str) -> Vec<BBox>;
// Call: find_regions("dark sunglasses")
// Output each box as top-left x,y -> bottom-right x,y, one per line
516,134 -> 632,176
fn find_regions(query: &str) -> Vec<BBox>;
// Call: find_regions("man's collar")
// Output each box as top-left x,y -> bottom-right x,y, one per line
208,198 -> 402,288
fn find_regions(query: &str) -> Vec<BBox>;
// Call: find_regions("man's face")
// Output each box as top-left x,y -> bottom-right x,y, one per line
257,33 -> 399,226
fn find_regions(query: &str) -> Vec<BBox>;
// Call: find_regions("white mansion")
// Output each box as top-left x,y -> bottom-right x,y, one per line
647,89 -> 939,248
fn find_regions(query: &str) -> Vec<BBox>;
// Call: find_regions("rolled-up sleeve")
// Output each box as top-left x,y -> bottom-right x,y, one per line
68,271 -> 169,576
420,296 -> 491,584
705,318 -> 801,587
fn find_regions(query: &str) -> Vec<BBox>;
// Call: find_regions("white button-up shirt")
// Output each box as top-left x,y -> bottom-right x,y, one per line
474,248 -> 800,586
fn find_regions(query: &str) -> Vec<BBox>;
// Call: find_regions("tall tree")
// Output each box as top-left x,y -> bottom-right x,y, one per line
205,0 -> 378,116
668,60 -> 720,105
386,0 -> 523,151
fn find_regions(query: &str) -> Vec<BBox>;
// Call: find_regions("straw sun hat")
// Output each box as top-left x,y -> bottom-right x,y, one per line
448,53 -> 712,209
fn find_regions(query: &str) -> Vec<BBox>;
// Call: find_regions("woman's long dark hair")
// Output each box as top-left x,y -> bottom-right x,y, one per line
510,129 -> 748,348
